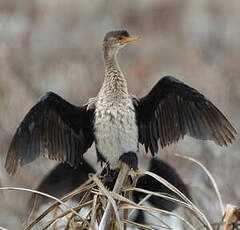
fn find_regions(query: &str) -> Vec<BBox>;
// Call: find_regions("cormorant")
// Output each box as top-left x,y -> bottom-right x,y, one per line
5,30 -> 236,175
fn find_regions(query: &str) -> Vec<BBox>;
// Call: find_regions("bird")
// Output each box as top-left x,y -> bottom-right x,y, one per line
133,158 -> 191,224
27,158 -> 190,225
5,30 -> 237,176
27,160 -> 95,217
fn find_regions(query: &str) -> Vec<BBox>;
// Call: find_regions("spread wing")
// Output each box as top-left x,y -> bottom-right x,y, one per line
134,76 -> 237,154
5,92 -> 94,175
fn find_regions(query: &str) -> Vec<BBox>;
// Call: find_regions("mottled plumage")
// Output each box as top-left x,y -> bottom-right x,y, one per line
94,38 -> 138,168
5,30 -> 237,175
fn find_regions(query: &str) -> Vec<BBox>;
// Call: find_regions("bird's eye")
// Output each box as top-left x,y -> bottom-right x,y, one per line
118,36 -> 123,40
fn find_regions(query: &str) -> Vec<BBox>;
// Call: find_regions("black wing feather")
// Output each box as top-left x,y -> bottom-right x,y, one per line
134,76 -> 237,155
5,92 -> 94,175
133,158 -> 191,215
28,161 -> 95,215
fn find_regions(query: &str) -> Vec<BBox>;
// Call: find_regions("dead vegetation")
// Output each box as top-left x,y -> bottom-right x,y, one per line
1,156 -> 239,230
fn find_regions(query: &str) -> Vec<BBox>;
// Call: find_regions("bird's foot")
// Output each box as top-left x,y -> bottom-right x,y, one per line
103,168 -> 118,190
119,151 -> 138,171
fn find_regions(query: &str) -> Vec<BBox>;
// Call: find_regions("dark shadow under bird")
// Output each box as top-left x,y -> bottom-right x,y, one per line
27,158 -> 191,225
5,30 -> 237,176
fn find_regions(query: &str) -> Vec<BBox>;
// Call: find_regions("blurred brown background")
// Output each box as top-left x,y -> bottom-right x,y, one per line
0,0 -> 239,229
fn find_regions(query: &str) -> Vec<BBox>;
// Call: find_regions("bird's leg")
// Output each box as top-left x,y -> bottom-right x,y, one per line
102,165 -> 119,190
101,152 -> 138,189
119,151 -> 138,171
96,149 -> 106,168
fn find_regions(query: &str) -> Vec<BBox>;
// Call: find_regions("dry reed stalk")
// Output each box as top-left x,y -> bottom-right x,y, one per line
25,182 -> 96,229
223,204 -> 240,230
2,153 -> 233,230
174,153 -> 224,215
98,162 -> 130,230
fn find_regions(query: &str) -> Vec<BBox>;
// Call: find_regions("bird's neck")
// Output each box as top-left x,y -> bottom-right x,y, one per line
103,49 -> 121,74
100,50 -> 128,96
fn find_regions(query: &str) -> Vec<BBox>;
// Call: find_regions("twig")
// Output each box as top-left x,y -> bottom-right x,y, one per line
174,153 -> 224,216
25,182 -> 96,229
90,174 -> 121,229
98,162 -> 130,230
0,187 -> 82,218
128,194 -> 152,218
89,195 -> 98,229
135,170 -> 213,230
42,200 -> 93,230
121,219 -> 154,230
125,187 -> 192,210
0,227 -> 9,230
223,204 -> 240,230
120,204 -> 196,230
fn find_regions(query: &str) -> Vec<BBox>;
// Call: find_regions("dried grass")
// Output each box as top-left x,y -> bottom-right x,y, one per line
0,155 -> 239,230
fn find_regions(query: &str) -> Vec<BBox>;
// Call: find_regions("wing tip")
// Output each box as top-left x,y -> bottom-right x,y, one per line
215,128 -> 237,148
5,152 -> 20,176
232,127 -> 238,136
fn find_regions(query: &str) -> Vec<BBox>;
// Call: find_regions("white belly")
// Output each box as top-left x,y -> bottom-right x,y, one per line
94,100 -> 138,169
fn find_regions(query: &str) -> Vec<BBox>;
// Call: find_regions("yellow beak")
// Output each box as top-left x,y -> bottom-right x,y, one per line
119,37 -> 140,45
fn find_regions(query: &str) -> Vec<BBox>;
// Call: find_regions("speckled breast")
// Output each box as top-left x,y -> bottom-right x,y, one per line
94,96 -> 138,169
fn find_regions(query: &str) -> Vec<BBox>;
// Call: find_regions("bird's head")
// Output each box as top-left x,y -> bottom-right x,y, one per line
103,30 -> 140,58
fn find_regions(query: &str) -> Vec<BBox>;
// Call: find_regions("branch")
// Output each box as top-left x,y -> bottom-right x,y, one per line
99,163 -> 129,230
